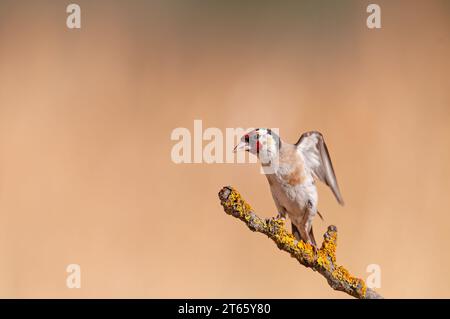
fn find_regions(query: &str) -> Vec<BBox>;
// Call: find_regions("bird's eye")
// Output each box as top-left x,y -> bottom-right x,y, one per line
244,135 -> 250,143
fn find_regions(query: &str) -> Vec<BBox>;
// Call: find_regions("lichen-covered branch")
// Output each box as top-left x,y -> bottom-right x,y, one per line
218,186 -> 383,299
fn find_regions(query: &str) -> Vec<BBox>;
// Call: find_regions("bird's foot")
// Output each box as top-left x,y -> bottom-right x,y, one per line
275,212 -> 287,222
266,213 -> 287,229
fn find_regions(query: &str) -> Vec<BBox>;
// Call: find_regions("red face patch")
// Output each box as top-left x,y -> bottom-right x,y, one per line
256,140 -> 261,152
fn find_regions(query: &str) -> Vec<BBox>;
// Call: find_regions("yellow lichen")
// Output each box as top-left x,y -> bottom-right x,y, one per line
276,229 -> 296,249
315,228 -> 337,271
296,240 -> 315,264
226,188 -> 253,219
219,186 -> 379,299
316,251 -> 331,270
360,281 -> 367,297
332,265 -> 366,297
322,235 -> 337,262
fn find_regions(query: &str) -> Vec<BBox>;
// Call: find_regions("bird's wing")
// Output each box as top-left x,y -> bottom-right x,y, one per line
295,131 -> 344,205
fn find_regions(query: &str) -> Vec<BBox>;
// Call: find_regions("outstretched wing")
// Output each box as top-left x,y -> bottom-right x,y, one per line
296,131 -> 344,205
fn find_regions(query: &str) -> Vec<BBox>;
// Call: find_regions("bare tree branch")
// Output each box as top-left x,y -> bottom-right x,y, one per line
218,186 -> 383,299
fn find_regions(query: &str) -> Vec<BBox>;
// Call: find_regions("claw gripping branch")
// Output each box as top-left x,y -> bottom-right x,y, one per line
218,186 -> 383,299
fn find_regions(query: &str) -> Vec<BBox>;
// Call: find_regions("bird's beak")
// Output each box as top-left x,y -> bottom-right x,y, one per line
233,141 -> 249,153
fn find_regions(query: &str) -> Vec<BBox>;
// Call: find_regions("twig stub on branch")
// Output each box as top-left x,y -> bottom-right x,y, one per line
218,186 -> 383,299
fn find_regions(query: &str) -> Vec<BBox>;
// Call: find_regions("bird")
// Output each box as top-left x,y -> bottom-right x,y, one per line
233,128 -> 344,246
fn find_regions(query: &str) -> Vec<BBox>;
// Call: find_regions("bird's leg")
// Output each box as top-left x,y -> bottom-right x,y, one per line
291,223 -> 301,241
298,225 -> 311,245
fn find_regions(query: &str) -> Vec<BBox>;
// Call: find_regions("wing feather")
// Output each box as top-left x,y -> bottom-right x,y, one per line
296,131 -> 344,205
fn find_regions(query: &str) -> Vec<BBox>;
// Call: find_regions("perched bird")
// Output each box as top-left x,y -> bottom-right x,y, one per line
234,129 -> 344,246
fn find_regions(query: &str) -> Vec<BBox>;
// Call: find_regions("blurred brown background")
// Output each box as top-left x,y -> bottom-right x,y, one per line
0,0 -> 449,298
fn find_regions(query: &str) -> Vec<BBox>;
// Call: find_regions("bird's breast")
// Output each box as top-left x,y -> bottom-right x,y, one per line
266,144 -> 318,217
267,165 -> 316,208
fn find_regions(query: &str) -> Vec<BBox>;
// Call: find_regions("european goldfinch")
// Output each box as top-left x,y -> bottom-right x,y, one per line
234,129 -> 344,246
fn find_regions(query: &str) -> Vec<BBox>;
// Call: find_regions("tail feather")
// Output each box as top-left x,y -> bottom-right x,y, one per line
317,210 -> 324,221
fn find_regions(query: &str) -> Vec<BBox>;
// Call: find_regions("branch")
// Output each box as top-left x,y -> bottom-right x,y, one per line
218,186 -> 383,299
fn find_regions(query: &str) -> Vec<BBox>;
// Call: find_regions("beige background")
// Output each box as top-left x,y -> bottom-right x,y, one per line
0,0 -> 449,298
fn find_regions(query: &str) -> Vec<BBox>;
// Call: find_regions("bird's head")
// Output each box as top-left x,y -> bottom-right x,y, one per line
234,128 -> 281,163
